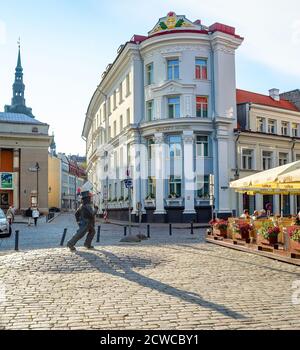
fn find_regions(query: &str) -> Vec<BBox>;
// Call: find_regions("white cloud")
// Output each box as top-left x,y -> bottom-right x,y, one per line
0,20 -> 6,45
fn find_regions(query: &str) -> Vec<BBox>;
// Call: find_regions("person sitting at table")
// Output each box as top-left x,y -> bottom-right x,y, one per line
240,209 -> 250,219
251,210 -> 259,221
295,211 -> 300,226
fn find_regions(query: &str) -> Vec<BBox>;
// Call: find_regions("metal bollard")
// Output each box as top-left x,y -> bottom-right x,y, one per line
15,230 -> 19,251
169,224 -> 172,236
60,228 -> 67,247
124,226 -> 127,236
97,225 -> 101,243
147,224 -> 150,238
191,222 -> 194,235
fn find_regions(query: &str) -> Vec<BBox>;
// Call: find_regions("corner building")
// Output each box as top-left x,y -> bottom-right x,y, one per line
82,12 -> 243,223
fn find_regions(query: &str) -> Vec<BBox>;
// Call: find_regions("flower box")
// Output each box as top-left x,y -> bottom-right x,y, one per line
287,226 -> 300,253
144,199 -> 156,207
166,198 -> 183,207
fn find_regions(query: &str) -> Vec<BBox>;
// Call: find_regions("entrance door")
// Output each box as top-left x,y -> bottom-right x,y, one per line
263,195 -> 273,214
243,194 -> 256,214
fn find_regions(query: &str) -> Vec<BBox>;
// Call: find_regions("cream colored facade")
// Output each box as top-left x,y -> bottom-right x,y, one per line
0,118 -> 51,213
48,154 -> 61,209
235,102 -> 300,216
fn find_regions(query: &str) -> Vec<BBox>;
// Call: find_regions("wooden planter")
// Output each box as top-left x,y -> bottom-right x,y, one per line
290,239 -> 300,253
214,227 -> 227,238
257,234 -> 278,246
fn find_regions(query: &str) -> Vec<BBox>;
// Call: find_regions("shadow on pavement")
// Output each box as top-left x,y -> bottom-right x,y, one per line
76,249 -> 248,321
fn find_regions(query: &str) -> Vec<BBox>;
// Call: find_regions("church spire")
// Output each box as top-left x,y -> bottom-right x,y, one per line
4,40 -> 34,117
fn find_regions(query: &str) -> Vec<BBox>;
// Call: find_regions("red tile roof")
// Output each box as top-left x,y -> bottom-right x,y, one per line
237,89 -> 299,112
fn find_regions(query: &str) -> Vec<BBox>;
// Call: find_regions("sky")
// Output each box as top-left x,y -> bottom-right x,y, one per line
0,0 -> 300,155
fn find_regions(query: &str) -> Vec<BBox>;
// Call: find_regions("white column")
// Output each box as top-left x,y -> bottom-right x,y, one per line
183,131 -> 196,215
154,133 -> 166,215
131,140 -> 141,215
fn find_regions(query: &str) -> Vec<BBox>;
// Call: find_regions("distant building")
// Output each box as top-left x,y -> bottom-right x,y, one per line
0,45 -> 51,213
236,88 -> 300,215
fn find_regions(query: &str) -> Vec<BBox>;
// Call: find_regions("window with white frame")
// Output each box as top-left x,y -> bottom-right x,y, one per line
114,183 -> 118,199
256,117 -> 265,132
281,121 -> 289,136
196,175 -> 210,200
169,176 -> 182,198
168,97 -> 180,119
119,82 -> 123,103
148,138 -> 155,160
126,108 -> 131,125
148,177 -> 156,198
169,135 -> 182,158
167,58 -> 179,80
126,73 -> 130,96
268,119 -> 276,134
292,123 -> 299,137
113,121 -> 117,137
196,136 -> 209,157
262,151 -> 273,170
108,97 -> 111,115
195,58 -> 208,80
242,149 -> 254,170
279,152 -> 288,166
120,181 -> 125,199
113,90 -> 117,110
146,63 -> 154,85
146,100 -> 154,121
120,115 -> 123,131
196,96 -> 208,118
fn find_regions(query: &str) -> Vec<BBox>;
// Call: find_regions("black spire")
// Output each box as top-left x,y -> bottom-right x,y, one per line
4,40 -> 34,117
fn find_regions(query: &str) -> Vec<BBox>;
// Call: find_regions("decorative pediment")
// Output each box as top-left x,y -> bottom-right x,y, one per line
152,80 -> 196,94
149,12 -> 202,36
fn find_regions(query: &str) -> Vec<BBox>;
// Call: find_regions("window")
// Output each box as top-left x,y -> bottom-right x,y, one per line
167,59 -> 179,80
292,123 -> 299,137
196,96 -> 208,118
262,151 -> 273,170
108,97 -> 111,115
120,115 -> 123,131
113,121 -> 117,137
126,73 -> 130,96
296,154 -> 300,161
113,90 -> 117,110
148,139 -> 155,159
196,175 -> 210,200
169,176 -> 182,197
195,58 -> 208,80
279,152 -> 288,166
168,97 -> 180,119
108,126 -> 112,140
146,63 -> 154,85
119,83 -> 123,103
242,149 -> 254,170
169,136 -> 182,158
127,108 -> 131,125
146,100 -> 154,121
114,183 -> 118,199
120,181 -> 125,199
256,117 -> 265,132
108,184 -> 112,200
148,177 -> 156,197
196,136 -> 209,157
268,119 -> 276,134
281,121 -> 289,136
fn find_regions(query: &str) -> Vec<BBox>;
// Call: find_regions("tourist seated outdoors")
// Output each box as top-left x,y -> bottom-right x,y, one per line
240,210 -> 250,219
295,211 -> 300,226
251,210 -> 259,221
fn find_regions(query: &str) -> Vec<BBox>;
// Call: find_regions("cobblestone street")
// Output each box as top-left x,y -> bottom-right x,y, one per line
0,214 -> 300,330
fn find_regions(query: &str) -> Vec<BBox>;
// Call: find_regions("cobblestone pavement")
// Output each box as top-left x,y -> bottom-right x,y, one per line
0,214 -> 300,330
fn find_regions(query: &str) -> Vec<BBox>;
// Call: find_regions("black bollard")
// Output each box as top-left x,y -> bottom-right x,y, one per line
97,225 -> 101,243
124,226 -> 127,236
15,230 -> 19,251
169,223 -> 172,236
191,222 -> 194,235
147,224 -> 150,238
60,228 -> 67,247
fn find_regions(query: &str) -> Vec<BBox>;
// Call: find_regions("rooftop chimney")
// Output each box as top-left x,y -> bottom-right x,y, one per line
269,88 -> 280,101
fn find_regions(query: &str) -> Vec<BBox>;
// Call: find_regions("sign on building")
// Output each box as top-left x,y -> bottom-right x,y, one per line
0,173 -> 13,190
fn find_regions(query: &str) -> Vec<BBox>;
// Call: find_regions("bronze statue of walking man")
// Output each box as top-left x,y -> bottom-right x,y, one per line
67,190 -> 98,252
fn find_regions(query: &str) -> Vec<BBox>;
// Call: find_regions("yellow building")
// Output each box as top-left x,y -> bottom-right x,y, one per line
48,154 -> 61,209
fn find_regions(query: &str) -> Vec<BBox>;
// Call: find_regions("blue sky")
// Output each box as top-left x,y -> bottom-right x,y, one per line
0,0 -> 299,155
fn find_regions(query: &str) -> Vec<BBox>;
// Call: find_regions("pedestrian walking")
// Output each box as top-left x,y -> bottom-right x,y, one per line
67,191 -> 98,252
32,207 -> 40,227
6,206 -> 15,225
26,207 -> 33,226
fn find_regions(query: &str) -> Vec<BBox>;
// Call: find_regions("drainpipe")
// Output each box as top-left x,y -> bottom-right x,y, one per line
234,130 -> 241,216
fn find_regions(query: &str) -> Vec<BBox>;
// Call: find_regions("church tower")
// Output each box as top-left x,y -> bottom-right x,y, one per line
4,41 -> 34,117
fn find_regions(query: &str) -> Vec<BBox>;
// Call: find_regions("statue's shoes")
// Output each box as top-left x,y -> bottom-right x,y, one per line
84,245 -> 95,250
67,242 -> 77,252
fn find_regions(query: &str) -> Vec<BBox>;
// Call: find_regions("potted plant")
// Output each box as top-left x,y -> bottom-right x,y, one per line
258,222 -> 280,245
237,222 -> 253,241
145,194 -> 155,207
209,219 -> 228,238
287,226 -> 300,252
